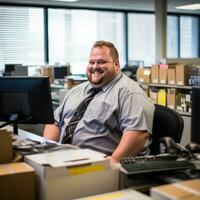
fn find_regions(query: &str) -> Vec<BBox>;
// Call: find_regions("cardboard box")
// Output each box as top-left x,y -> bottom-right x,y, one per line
151,65 -> 159,83
39,66 -> 53,83
176,64 -> 187,85
176,64 -> 199,86
0,130 -> 13,164
151,179 -> 200,200
159,64 -> 168,70
77,188 -> 151,200
0,162 -> 36,200
136,68 -> 151,83
136,67 -> 144,82
143,68 -> 151,83
25,149 -> 119,200
168,68 -> 176,85
167,88 -> 176,110
159,68 -> 168,84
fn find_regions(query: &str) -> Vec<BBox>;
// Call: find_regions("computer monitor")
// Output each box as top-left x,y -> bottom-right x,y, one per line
54,66 -> 69,79
191,86 -> 200,143
0,76 -> 54,135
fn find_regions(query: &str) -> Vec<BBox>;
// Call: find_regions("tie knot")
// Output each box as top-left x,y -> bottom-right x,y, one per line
92,88 -> 101,95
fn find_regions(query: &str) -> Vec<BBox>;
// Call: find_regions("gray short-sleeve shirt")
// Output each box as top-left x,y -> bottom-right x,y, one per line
54,72 -> 155,154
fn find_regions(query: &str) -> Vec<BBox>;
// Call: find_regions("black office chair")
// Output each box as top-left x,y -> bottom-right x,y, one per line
150,104 -> 184,154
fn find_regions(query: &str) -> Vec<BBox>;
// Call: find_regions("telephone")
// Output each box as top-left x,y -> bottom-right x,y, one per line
159,137 -> 177,154
157,137 -> 200,182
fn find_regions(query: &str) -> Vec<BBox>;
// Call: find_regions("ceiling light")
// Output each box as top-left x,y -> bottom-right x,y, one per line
176,4 -> 200,10
50,0 -> 80,2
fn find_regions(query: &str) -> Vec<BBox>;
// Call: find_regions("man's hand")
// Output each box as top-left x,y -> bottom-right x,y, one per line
43,124 -> 60,142
106,155 -> 119,164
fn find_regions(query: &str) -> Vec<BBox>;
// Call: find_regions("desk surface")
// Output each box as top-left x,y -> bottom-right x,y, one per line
4,125 -> 200,198
5,125 -> 54,143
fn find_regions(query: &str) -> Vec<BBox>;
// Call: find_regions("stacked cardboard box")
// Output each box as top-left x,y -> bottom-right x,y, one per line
167,88 -> 176,110
151,65 -> 159,83
136,67 -> 151,83
159,64 -> 168,84
136,64 -> 196,112
0,130 -> 36,200
167,64 -> 176,85
0,162 -> 36,200
0,130 -> 13,164
151,179 -> 200,200
176,64 -> 199,86
137,64 -> 200,86
25,149 -> 119,200
39,66 -> 53,83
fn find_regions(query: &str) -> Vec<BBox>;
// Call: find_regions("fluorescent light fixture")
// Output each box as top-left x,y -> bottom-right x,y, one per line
176,4 -> 200,10
50,0 -> 79,2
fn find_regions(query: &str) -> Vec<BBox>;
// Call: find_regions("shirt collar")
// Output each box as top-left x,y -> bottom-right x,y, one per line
87,72 -> 122,93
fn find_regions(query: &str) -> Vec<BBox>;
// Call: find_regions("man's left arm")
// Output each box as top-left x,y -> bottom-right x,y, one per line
110,130 -> 150,163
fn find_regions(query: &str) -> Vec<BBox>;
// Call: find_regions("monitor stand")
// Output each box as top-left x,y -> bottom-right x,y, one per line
0,121 -> 18,135
0,114 -> 19,135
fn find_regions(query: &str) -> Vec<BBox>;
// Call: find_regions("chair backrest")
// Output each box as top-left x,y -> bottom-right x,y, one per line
150,104 -> 184,154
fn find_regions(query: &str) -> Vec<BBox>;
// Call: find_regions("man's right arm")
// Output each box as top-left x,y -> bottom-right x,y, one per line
43,124 -> 60,142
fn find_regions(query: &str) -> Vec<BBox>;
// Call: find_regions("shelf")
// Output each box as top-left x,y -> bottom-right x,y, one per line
177,111 -> 192,117
139,83 -> 192,90
138,82 -> 192,117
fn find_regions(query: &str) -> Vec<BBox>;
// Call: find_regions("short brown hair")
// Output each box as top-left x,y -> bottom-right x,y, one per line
92,40 -> 119,61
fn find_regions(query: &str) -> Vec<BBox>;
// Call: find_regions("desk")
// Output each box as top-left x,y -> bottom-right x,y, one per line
2,126 -> 119,200
5,125 -> 52,143
119,155 -> 200,194
3,126 -> 200,199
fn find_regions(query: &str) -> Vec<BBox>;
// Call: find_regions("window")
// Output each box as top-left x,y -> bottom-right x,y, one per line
0,5 -> 199,75
48,9 -> 125,74
167,15 -> 178,58
128,13 -> 155,66
180,16 -> 199,58
0,6 -> 44,71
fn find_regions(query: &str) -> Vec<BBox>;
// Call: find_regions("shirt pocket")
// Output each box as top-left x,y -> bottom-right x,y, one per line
84,101 -> 111,123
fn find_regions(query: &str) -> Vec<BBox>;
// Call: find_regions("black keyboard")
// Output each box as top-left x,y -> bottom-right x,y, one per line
120,154 -> 195,174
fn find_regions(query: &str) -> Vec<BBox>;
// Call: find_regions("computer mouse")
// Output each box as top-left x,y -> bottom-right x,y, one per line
185,142 -> 200,153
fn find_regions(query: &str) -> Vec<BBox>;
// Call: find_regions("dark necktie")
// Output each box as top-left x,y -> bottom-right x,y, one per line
62,88 -> 101,144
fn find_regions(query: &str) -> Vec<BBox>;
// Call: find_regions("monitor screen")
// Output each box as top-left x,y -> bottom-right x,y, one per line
191,86 -> 200,143
54,66 -> 69,79
0,76 -> 54,134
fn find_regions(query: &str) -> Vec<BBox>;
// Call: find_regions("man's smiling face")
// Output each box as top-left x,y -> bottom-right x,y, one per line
86,46 -> 120,87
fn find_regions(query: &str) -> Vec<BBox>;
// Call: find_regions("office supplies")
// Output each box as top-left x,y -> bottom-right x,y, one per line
11,133 -> 69,154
